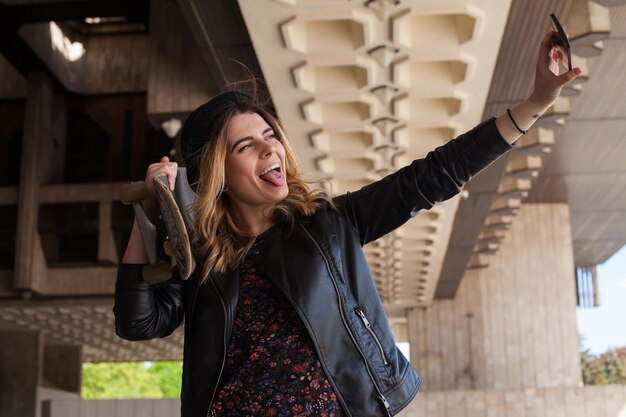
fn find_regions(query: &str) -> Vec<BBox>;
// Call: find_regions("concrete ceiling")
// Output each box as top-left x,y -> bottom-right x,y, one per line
439,0 -> 626,298
237,0 -> 512,309
1,0 -> 626,362
236,0 -> 626,307
0,300 -> 183,362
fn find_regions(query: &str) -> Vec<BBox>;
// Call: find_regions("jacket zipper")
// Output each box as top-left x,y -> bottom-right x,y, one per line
206,278 -> 228,417
355,307 -> 389,366
300,225 -> 393,417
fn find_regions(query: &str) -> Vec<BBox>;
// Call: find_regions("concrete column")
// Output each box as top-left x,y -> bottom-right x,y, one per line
14,73 -> 53,292
42,94 -> 67,184
98,201 -> 119,265
407,204 -> 581,391
43,344 -> 82,393
0,329 -> 43,417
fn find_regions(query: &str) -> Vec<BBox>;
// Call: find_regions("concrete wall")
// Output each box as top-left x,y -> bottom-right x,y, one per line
40,387 -> 626,417
42,399 -> 180,417
409,204 -> 581,391
399,386 -> 626,417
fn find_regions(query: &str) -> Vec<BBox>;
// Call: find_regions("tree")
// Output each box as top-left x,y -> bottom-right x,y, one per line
82,361 -> 182,399
147,361 -> 183,398
581,347 -> 626,385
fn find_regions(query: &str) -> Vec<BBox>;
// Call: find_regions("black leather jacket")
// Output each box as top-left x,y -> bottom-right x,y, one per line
114,118 -> 513,417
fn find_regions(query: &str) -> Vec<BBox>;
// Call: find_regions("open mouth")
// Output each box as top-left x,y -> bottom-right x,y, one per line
259,162 -> 285,186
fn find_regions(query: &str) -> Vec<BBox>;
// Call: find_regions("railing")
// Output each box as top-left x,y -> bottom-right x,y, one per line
576,266 -> 600,308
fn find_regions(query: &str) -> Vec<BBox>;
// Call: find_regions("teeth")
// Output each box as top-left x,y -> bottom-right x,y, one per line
260,162 -> 280,176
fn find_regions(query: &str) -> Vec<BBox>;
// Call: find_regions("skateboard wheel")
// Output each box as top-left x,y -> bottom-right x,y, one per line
141,262 -> 172,284
163,239 -> 173,257
119,182 -> 150,205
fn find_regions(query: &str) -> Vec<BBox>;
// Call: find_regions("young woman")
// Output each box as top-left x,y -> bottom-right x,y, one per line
115,32 -> 580,417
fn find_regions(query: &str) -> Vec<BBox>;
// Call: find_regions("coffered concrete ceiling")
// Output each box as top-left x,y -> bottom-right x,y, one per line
0,300 -> 183,362
438,0 -> 626,298
238,0 -> 512,309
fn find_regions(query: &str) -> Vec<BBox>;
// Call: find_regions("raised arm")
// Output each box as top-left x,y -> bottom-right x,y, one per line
122,156 -> 178,264
333,118 -> 512,245
496,31 -> 581,144
114,156 -> 185,341
334,31 -> 581,246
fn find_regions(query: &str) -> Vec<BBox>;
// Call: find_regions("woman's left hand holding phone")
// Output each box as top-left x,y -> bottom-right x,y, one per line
529,31 -> 581,109
496,30 -> 581,143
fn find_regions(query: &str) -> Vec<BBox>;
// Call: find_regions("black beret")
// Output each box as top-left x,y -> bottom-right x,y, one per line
181,91 -> 253,189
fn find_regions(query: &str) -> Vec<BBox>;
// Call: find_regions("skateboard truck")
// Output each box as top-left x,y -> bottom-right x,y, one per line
119,168 -> 197,284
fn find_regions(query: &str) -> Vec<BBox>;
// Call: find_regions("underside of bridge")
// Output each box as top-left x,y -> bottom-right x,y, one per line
1,0 -> 626,416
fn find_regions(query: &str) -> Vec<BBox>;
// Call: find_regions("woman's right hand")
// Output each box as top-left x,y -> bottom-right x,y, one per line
143,156 -> 178,217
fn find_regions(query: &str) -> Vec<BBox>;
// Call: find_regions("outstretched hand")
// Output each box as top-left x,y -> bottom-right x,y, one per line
529,31 -> 582,108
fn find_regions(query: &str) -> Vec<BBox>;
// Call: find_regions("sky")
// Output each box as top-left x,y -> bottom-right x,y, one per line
576,245 -> 626,355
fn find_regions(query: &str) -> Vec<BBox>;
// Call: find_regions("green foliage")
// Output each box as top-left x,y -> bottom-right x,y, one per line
147,361 -> 183,398
581,347 -> 626,385
82,361 -> 182,399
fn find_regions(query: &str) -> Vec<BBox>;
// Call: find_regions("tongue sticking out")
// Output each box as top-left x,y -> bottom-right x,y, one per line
260,169 -> 285,187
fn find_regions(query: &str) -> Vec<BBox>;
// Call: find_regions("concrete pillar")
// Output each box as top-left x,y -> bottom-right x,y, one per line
408,204 -> 581,391
43,344 -> 82,393
0,329 -> 43,417
14,72 -> 53,292
42,94 -> 67,184
98,201 -> 119,265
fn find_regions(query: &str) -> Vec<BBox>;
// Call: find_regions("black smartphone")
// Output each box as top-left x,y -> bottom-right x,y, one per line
550,13 -> 573,71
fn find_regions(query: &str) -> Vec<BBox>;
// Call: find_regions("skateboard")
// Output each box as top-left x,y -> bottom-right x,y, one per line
119,168 -> 197,284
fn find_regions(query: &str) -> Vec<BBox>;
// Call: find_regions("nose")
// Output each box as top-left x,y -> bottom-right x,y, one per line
260,139 -> 275,158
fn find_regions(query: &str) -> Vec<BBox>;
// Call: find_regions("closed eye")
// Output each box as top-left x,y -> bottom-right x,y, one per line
238,143 -> 252,152
231,127 -> 276,153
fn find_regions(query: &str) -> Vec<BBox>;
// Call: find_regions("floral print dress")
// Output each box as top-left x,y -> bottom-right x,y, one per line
208,256 -> 347,417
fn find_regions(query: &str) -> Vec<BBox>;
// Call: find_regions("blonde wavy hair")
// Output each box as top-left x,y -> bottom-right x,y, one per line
191,95 -> 332,282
